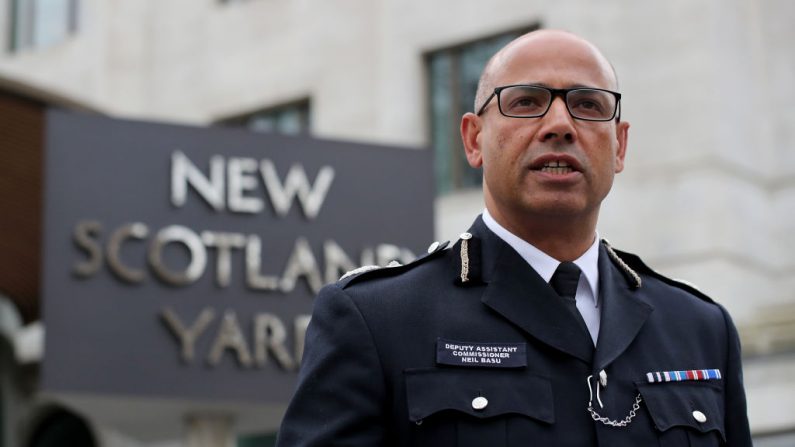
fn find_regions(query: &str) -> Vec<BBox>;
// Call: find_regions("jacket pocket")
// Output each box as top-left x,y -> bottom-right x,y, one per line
637,381 -> 726,447
405,368 -> 553,447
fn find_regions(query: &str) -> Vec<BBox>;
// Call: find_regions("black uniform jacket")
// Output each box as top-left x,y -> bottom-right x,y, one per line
277,217 -> 752,446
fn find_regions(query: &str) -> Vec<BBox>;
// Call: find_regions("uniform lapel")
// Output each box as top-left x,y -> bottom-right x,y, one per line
470,219 -> 594,364
592,243 -> 653,372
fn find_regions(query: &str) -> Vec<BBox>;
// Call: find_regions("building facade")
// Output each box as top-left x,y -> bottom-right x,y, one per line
0,0 -> 794,445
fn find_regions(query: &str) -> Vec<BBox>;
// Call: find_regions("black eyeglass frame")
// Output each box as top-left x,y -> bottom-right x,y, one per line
475,85 -> 622,122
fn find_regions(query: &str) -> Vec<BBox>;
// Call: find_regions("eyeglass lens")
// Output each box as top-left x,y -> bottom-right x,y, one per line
499,86 -> 617,120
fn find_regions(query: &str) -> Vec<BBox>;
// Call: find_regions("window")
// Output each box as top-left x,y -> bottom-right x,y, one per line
426,25 -> 538,195
9,0 -> 79,52
216,100 -> 311,136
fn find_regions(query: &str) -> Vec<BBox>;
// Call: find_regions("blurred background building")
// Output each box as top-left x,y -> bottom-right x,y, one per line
0,0 -> 793,446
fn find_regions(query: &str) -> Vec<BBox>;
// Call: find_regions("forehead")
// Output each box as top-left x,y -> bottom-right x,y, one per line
491,34 -> 616,90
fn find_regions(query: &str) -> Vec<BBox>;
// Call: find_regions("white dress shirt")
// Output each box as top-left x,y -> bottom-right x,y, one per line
482,209 -> 601,345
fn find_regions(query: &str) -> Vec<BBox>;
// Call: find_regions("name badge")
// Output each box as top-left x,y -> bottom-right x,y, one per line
436,338 -> 527,368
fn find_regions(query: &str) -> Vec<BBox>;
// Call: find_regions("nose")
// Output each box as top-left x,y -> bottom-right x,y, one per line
539,97 -> 576,144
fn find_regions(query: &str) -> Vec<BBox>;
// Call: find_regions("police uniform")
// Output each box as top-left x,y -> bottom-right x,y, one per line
276,216 -> 752,446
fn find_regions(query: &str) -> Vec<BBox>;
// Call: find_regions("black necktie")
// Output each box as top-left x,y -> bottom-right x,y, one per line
550,262 -> 581,300
550,262 -> 590,339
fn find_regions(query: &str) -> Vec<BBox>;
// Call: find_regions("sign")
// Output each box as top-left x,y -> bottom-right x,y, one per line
40,110 -> 433,405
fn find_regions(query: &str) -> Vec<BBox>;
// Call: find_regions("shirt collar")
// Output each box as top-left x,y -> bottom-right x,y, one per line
482,209 -> 600,303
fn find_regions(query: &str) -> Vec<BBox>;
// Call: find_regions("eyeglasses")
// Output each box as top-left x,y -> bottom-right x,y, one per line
476,85 -> 622,121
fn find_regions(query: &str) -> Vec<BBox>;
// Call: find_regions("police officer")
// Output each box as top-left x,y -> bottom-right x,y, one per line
276,30 -> 752,446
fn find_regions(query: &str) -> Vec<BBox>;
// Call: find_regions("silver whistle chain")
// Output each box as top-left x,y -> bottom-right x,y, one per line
586,374 -> 643,427
587,393 -> 642,427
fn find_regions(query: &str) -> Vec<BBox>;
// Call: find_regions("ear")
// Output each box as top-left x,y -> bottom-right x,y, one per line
460,112 -> 484,168
614,120 -> 629,173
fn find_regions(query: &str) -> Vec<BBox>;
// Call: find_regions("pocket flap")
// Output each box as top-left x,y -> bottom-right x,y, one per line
637,382 -> 726,441
405,368 -> 554,424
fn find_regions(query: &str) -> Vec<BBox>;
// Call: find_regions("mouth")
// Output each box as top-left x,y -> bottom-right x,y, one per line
539,160 -> 575,175
529,154 -> 583,176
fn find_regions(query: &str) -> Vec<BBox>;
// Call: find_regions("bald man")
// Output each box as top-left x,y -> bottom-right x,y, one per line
277,30 -> 751,447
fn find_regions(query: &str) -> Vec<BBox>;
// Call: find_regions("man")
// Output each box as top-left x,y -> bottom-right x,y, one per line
277,30 -> 751,446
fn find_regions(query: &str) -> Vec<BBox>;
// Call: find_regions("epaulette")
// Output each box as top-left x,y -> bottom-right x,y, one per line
338,240 -> 450,289
604,240 -> 715,304
451,232 -> 483,285
602,240 -> 642,289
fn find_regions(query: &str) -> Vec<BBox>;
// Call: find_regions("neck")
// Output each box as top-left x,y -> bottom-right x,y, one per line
486,206 -> 598,262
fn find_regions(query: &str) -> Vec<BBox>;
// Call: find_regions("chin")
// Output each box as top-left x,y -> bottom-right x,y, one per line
522,201 -> 590,219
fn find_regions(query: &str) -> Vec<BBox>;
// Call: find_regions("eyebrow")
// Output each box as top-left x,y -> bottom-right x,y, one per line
520,82 -> 599,89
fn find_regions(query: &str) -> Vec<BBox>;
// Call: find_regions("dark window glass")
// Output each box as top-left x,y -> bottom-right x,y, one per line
10,0 -> 78,52
426,26 -> 538,195
216,100 -> 311,136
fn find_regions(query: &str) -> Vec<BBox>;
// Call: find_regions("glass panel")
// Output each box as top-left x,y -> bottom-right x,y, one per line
276,107 -> 303,135
33,0 -> 72,48
249,115 -> 277,133
216,101 -> 311,136
11,0 -> 31,50
10,0 -> 77,51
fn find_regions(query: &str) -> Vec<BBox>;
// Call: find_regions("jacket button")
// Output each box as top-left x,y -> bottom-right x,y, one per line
692,410 -> 707,423
471,396 -> 488,411
427,241 -> 440,253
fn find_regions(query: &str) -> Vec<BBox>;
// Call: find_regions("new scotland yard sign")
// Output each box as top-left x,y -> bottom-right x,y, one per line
40,109 -> 433,405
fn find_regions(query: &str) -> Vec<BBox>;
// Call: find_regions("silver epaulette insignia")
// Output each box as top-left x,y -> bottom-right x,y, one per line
339,260 -> 403,281
602,239 -> 642,289
459,232 -> 472,283
339,265 -> 381,281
